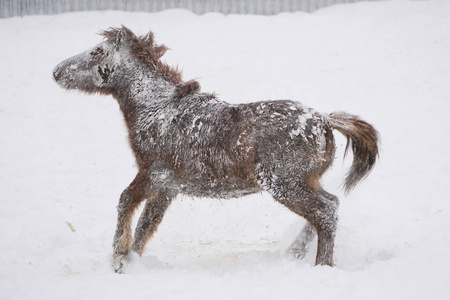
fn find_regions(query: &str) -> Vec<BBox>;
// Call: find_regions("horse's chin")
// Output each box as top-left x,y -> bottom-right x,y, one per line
55,77 -> 92,93
55,79 -> 76,90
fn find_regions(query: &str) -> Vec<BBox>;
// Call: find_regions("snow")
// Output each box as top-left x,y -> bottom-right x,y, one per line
1,0 -> 450,299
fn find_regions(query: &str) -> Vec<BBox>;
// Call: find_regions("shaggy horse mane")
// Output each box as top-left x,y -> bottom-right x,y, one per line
101,26 -> 200,97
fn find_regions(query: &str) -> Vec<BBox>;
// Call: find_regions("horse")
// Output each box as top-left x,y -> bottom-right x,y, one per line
53,26 -> 379,273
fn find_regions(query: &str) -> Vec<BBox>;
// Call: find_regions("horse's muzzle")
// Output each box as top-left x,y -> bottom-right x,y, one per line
53,66 -> 61,82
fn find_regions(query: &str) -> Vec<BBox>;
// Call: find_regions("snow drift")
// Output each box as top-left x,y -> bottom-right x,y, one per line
1,0 -> 449,299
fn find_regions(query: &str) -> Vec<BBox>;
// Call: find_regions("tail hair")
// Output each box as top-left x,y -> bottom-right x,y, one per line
328,112 -> 379,194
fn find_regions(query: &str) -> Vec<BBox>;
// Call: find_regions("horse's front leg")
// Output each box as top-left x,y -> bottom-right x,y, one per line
131,189 -> 176,256
112,171 -> 150,273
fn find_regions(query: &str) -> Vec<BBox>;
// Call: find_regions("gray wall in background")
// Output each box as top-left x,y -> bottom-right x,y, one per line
0,0 -> 383,18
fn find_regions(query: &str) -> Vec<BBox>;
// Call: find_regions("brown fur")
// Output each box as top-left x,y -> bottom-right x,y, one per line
328,112 -> 379,193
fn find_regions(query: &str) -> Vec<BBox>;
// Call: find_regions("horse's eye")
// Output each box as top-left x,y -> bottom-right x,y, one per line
91,47 -> 104,57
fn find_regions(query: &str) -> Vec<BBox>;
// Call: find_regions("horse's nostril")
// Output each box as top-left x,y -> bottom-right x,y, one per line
53,66 -> 60,81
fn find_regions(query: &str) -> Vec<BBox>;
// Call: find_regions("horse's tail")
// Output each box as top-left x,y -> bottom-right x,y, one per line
328,112 -> 379,194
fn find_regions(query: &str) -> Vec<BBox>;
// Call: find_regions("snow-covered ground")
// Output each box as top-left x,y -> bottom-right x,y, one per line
1,0 -> 450,299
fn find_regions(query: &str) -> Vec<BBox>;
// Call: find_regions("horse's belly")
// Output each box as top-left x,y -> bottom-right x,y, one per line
179,176 -> 261,199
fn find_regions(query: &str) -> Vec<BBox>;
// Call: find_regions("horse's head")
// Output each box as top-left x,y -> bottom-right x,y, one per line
53,26 -> 148,94
54,26 -> 192,100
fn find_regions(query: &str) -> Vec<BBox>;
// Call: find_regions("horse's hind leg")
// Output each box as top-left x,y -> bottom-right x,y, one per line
112,172 -> 150,273
131,189 -> 175,256
273,183 -> 339,266
288,221 -> 316,259
305,187 -> 339,266
319,188 -> 339,206
288,189 -> 339,260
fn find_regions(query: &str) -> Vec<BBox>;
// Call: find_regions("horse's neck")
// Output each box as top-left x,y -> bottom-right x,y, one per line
133,81 -> 175,109
116,69 -> 177,122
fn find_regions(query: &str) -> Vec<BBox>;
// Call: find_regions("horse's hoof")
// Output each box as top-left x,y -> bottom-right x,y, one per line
290,249 -> 306,260
113,259 -> 127,274
315,259 -> 335,267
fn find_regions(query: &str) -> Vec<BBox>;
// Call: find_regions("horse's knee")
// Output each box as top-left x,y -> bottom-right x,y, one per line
114,190 -> 145,240
116,192 -> 130,217
117,188 -> 143,213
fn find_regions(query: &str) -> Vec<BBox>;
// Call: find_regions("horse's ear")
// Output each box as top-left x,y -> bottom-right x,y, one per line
102,26 -> 136,49
116,26 -> 135,47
